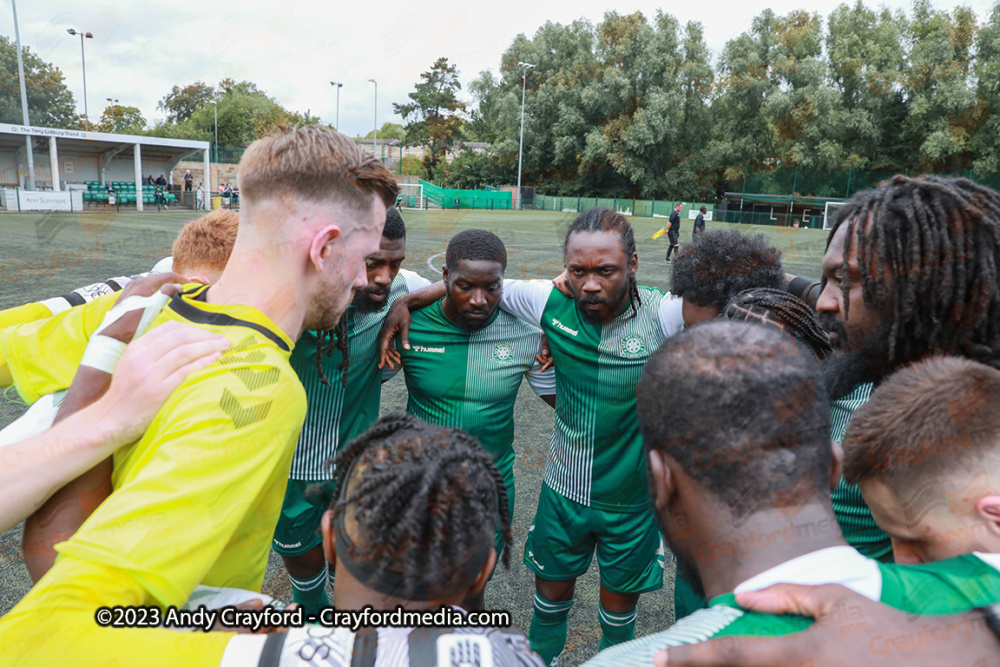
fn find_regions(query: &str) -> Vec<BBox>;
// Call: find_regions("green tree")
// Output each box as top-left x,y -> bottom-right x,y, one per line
0,36 -> 78,128
157,81 -> 215,123
824,1 -> 909,176
364,122 -> 406,141
970,2 -> 1000,174
901,0 -> 980,173
394,57 -> 468,180
400,155 -> 423,176
96,103 -> 146,134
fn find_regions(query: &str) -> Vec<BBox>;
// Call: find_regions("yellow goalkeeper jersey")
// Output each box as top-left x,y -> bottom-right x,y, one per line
0,283 -> 306,666
1,291 -> 119,402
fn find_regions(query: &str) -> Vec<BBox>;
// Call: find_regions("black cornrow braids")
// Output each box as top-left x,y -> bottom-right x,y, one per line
314,318 -> 350,388
725,287 -> 834,360
326,414 -> 512,601
829,175 -> 1000,370
564,207 -> 642,319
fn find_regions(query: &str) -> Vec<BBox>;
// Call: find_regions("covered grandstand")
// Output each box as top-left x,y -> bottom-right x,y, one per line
0,123 -> 209,212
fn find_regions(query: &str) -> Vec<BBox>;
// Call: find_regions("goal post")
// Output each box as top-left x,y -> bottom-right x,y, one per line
823,201 -> 848,231
396,183 -> 424,210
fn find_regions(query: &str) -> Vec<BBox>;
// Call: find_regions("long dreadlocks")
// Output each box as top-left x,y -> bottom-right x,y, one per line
725,287 -> 834,360
564,208 -> 642,318
324,414 -> 512,601
315,317 -> 350,387
829,175 -> 1000,370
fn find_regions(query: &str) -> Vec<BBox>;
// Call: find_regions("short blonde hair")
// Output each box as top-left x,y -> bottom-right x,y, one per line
172,209 -> 240,276
238,125 -> 398,212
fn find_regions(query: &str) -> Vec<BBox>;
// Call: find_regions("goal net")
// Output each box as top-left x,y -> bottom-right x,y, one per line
396,183 -> 424,210
823,201 -> 848,231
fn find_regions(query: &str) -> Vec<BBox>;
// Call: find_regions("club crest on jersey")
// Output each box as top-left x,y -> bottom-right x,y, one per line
621,334 -> 646,358
492,342 -> 515,363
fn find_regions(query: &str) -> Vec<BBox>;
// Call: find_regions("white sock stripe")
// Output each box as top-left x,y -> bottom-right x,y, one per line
534,594 -> 574,612
289,569 -> 328,591
598,607 -> 637,626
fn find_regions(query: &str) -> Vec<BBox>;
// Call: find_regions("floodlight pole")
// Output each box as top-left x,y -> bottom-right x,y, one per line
107,97 -> 119,132
209,100 -> 218,163
67,28 -> 93,129
368,79 -> 378,162
516,62 -> 535,211
12,0 -> 35,190
331,82 -> 342,131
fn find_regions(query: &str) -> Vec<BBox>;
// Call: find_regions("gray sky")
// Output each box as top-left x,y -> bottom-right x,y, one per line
5,0 -> 995,137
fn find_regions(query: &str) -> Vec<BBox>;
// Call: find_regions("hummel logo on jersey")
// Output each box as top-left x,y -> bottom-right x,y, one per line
492,342 -> 515,363
621,333 -> 646,358
412,345 -> 446,353
551,318 -> 578,336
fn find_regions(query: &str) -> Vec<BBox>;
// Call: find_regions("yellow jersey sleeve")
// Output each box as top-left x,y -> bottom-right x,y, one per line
0,290 -> 305,664
0,292 -> 118,403
0,301 -> 53,331
0,558 -> 230,666
56,318 -> 306,608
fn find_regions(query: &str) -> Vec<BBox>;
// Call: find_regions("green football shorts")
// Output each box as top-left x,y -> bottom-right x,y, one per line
272,479 -> 337,558
523,483 -> 664,594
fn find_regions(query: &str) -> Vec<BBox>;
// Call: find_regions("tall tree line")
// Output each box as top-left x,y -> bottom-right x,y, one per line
457,0 -> 1000,199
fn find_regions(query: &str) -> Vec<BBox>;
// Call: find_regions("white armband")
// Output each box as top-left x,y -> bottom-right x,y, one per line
79,335 -> 128,374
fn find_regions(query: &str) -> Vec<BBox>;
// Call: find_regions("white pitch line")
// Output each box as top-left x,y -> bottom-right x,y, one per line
427,251 -> 445,275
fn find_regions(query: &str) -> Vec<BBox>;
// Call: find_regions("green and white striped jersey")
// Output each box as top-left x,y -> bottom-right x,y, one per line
500,280 -> 686,511
828,383 -> 893,560
288,269 -> 431,481
581,547 -> 1000,666
399,299 -> 555,478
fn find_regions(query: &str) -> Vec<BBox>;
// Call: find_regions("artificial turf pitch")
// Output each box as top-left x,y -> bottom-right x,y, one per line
0,208 -> 826,664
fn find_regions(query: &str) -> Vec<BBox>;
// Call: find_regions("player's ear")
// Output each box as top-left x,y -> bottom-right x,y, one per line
629,252 -> 638,275
468,547 -> 497,597
647,449 -> 674,511
975,496 -> 1000,539
321,509 -> 336,565
829,439 -> 844,492
309,225 -> 342,272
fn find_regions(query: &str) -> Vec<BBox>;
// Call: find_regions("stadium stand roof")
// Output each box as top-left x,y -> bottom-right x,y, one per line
1,123 -> 210,211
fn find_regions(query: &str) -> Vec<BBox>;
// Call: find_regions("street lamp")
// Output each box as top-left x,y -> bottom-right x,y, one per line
67,28 -> 94,130
368,79 -> 378,162
11,0 -> 35,190
208,100 -> 218,163
330,81 -> 342,131
106,98 -> 119,132
516,62 -> 535,211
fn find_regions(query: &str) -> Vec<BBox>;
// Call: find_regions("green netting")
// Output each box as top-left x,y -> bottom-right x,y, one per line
420,180 -> 512,209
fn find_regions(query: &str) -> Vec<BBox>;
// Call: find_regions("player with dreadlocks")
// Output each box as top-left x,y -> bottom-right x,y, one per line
225,414 -> 546,666
724,287 -> 833,361
816,174 -> 1000,565
273,207 -> 431,617
377,208 -> 686,664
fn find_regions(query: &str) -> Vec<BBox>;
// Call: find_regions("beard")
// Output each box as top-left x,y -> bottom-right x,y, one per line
454,308 -> 493,333
570,279 -> 631,325
820,314 -> 894,400
352,285 -> 390,314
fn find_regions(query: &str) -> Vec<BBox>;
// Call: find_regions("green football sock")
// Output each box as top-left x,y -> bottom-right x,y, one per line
288,566 -> 329,617
528,592 -> 574,665
597,602 -> 636,650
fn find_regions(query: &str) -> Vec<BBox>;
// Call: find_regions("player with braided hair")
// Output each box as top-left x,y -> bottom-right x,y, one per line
724,287 -> 833,361
274,207 -> 431,616
220,414 -> 545,666
817,174 -> 1000,564
378,208 -> 686,664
